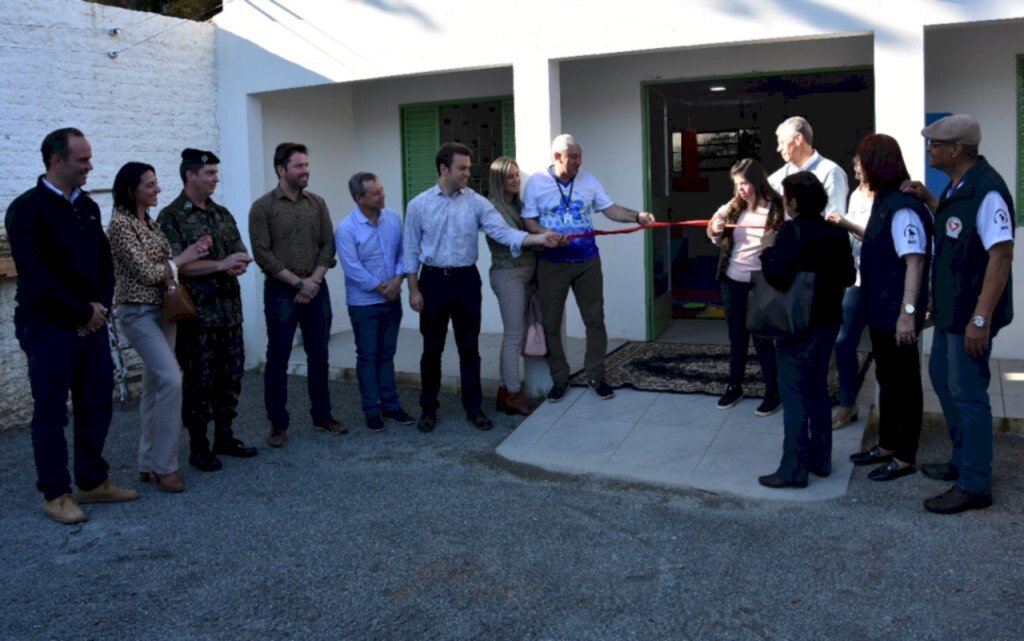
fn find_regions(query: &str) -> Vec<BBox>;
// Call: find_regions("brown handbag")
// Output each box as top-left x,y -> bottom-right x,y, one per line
162,279 -> 197,322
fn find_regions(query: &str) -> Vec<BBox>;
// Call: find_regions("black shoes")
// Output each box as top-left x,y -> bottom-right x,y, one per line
717,386 -> 743,410
417,412 -> 437,433
921,462 -> 959,481
366,415 -> 385,433
212,437 -> 259,458
189,451 -> 223,472
466,410 -> 494,431
547,384 -> 567,403
589,379 -> 614,400
867,460 -> 917,482
924,485 -> 993,514
850,446 -> 893,466
755,395 -> 782,417
382,408 -> 416,425
757,473 -> 808,489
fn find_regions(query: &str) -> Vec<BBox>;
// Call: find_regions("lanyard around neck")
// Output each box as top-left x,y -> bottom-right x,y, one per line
551,168 -> 575,213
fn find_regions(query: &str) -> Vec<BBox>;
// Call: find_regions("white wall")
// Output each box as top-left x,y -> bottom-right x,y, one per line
0,0 -> 216,430
924,19 -> 1024,358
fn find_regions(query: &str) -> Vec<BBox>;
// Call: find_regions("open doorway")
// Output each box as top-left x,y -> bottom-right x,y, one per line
644,67 -> 874,340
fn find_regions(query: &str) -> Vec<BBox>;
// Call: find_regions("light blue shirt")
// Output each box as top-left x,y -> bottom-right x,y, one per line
402,185 -> 526,274
335,206 -> 404,307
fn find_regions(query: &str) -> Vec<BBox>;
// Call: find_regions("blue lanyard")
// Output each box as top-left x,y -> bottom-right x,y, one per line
550,168 -> 575,214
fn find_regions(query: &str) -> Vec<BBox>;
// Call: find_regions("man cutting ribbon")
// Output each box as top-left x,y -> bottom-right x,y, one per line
522,133 -> 655,402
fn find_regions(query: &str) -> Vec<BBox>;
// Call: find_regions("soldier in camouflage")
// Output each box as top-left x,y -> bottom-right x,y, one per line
157,149 -> 258,472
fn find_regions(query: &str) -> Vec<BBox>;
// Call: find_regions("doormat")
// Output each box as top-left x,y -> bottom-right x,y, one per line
569,342 -> 871,400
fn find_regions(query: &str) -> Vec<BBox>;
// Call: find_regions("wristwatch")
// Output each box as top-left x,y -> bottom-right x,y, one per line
294,278 -> 304,291
972,315 -> 988,328
903,303 -> 916,315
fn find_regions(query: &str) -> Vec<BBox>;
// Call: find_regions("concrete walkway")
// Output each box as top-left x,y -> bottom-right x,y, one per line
297,319 -> 1023,502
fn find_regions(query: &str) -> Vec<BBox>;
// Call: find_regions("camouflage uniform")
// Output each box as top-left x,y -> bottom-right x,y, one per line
157,191 -> 247,454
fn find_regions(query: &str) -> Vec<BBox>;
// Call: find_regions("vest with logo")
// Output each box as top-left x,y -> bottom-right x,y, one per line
860,189 -> 933,332
932,156 -> 1014,333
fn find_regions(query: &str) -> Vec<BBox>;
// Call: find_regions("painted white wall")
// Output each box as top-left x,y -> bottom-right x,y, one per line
215,0 -> 1024,357
924,19 -> 1024,358
0,0 -> 216,430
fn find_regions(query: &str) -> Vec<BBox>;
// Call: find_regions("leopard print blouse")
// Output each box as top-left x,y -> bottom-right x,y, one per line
107,207 -> 173,306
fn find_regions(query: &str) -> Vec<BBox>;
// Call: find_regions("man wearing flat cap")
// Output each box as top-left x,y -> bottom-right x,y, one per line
157,149 -> 258,472
902,114 -> 1014,514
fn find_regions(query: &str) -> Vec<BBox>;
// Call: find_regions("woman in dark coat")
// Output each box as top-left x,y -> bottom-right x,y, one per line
848,134 -> 933,481
757,172 -> 856,488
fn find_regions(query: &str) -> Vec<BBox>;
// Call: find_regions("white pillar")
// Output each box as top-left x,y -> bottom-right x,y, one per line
514,56 -> 561,397
874,26 -> 926,179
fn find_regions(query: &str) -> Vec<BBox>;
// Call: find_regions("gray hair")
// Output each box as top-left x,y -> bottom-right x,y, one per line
551,133 -> 579,157
776,116 -> 814,145
348,171 -> 379,201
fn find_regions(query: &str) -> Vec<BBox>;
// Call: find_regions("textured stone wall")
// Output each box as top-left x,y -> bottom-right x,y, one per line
0,0 -> 217,431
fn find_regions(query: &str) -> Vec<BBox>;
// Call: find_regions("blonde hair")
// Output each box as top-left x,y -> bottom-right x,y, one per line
488,156 -> 521,218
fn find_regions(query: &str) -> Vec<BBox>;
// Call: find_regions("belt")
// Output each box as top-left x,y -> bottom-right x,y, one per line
421,265 -> 475,276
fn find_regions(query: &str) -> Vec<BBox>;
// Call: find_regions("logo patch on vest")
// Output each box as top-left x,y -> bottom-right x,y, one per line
946,216 -> 963,239
904,224 -> 919,245
996,208 -> 1010,232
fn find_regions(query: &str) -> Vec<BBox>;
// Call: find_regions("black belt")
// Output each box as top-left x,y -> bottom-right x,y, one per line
421,265 -> 475,276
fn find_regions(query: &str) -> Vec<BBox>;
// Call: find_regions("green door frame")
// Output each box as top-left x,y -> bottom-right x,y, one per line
1017,54 -> 1024,224
639,64 -> 874,341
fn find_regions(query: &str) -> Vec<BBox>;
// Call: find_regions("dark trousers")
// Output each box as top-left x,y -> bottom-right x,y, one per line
16,321 -> 113,500
721,277 -> 779,396
774,326 -> 839,483
263,279 -> 333,432
176,322 -> 244,454
418,265 -> 483,413
870,327 -> 923,464
348,301 -> 403,418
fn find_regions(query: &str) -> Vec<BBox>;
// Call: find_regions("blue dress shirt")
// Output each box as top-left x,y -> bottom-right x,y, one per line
402,185 -> 526,274
335,207 -> 404,307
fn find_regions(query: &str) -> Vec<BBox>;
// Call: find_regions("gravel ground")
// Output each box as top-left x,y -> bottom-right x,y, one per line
1,373 -> 1022,641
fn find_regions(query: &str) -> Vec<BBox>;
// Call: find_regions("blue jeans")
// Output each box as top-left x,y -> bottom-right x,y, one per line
834,286 -> 868,407
264,279 -> 333,432
16,321 -> 114,500
348,301 -> 403,418
929,328 -> 994,494
774,326 -> 839,483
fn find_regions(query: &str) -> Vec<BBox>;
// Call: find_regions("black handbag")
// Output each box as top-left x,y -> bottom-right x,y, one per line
745,270 -> 815,339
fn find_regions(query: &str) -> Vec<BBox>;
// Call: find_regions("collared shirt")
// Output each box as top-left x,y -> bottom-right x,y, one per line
335,206 -> 404,307
402,185 -> 526,274
768,151 -> 849,216
41,177 -> 81,203
157,191 -> 248,327
248,185 -> 336,278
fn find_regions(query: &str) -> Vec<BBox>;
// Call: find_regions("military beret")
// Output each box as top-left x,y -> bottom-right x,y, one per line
180,148 -> 221,165
920,114 -> 981,146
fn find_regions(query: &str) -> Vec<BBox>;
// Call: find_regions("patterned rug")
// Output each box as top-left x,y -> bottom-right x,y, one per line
569,342 -> 870,400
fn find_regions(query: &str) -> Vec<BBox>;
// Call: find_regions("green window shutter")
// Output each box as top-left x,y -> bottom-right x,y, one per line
501,98 -> 516,159
401,104 -> 441,210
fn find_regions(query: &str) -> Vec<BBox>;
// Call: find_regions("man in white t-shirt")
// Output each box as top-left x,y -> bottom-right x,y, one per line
769,116 -> 849,217
522,134 -> 654,402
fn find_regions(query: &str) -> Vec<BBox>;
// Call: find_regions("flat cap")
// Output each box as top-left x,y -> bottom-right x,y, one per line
180,148 -> 220,165
921,114 -> 981,145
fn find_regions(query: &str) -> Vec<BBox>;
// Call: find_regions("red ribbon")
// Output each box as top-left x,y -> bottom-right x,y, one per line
562,219 -> 775,241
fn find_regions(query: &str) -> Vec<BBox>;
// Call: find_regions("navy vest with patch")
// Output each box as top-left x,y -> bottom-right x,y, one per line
932,157 -> 1014,333
860,190 -> 933,332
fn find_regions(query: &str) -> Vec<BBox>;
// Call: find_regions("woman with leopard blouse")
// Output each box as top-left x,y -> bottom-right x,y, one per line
107,162 -> 210,493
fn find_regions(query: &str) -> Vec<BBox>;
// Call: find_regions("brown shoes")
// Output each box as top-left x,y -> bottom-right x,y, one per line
313,417 -> 348,435
140,471 -> 187,493
43,494 -> 88,524
267,430 -> 288,448
75,478 -> 140,504
496,385 -> 535,416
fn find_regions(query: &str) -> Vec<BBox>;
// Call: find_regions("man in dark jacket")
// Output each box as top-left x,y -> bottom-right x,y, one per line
903,114 -> 1014,514
5,127 -> 138,524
